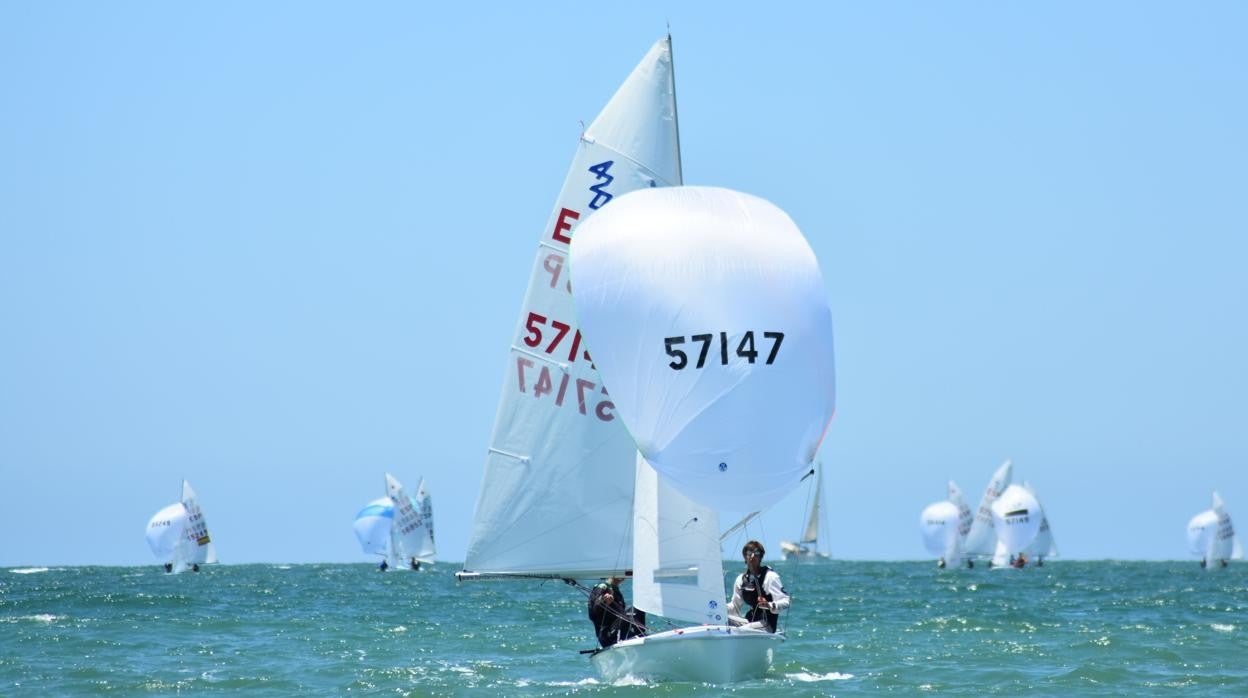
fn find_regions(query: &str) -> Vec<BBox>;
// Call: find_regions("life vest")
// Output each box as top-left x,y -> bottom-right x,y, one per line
741,567 -> 780,632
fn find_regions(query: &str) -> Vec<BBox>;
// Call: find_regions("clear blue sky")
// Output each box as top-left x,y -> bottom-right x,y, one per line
2,4 -> 1245,566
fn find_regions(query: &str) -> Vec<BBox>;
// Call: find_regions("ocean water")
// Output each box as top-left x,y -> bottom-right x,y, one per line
2,561 -> 1245,695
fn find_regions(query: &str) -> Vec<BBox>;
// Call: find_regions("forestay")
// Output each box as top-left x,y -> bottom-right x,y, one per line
990,484 -> 1042,556
569,186 -> 836,511
462,37 -> 682,578
631,455 -> 726,625
963,460 -> 1013,557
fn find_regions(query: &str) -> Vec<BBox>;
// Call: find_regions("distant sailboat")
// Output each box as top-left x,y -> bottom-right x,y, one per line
989,484 -> 1042,569
962,459 -> 1012,563
145,480 -> 217,573
919,499 -> 962,568
780,467 -> 831,561
354,473 -> 435,570
1187,491 -> 1243,569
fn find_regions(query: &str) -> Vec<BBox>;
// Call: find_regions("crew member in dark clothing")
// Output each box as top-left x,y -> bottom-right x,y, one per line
587,576 -> 646,648
728,541 -> 790,633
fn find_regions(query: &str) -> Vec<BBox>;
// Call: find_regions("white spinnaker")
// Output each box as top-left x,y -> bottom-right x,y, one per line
963,460 -> 1013,556
462,37 -> 683,578
180,481 -> 217,564
919,500 -> 962,560
354,497 -> 394,557
948,480 -> 973,543
801,469 -> 823,545
990,484 -> 1042,556
1022,481 -> 1058,558
569,186 -> 836,511
632,455 -> 726,625
146,502 -> 188,560
1187,510 -> 1217,557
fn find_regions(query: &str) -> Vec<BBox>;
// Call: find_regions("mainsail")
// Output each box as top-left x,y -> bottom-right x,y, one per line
963,459 -> 1013,557
387,474 -> 435,565
1022,481 -> 1058,558
179,480 -> 217,565
461,37 -> 682,579
948,480 -> 973,543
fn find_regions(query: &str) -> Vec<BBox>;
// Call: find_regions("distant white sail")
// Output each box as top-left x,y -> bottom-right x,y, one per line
387,473 -> 435,565
990,484 -> 1042,557
802,469 -> 823,545
146,502 -> 188,561
963,460 -> 1013,557
1210,492 -> 1241,562
947,480 -> 973,542
631,455 -> 725,625
570,186 -> 836,511
1187,509 -> 1218,557
1022,481 -> 1058,558
353,497 -> 394,556
919,500 -> 962,562
179,481 -> 216,565
461,37 -> 682,579
410,478 -> 436,563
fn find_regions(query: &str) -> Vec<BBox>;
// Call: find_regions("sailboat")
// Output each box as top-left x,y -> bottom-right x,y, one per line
988,483 -> 1042,568
570,182 -> 835,683
353,473 -> 435,569
144,480 -> 217,573
1187,491 -> 1243,569
961,459 -> 1012,564
1021,481 -> 1058,564
780,467 -> 831,560
919,480 -> 972,568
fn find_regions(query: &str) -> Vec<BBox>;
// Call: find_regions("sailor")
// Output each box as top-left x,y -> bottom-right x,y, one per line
378,559 -> 389,572
191,564 -> 200,572
728,541 -> 790,633
164,563 -> 173,573
937,558 -> 947,569
588,576 -> 645,648
410,558 -> 420,571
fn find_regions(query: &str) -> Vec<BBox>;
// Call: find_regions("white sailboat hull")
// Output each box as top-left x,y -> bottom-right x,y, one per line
591,625 -> 783,683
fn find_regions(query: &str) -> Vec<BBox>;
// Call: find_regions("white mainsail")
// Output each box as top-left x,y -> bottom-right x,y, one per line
179,481 -> 216,565
990,484 -> 1042,558
460,37 -> 683,579
1211,492 -> 1242,562
780,467 -> 829,560
631,455 -> 725,625
963,459 -> 1013,557
947,480 -> 974,545
1022,481 -> 1058,559
387,473 -> 436,565
569,186 -> 837,511
919,500 -> 962,562
802,469 -> 824,545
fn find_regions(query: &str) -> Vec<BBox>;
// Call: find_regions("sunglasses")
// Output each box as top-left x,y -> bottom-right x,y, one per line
745,549 -> 762,557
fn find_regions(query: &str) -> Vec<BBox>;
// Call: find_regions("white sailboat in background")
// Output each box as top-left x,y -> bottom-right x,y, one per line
780,467 -> 831,561
989,483 -> 1042,569
353,473 -> 435,570
145,480 -> 217,573
1187,491 -> 1243,569
1022,481 -> 1057,564
962,459 -> 1012,564
947,480 -> 974,564
919,499 -> 962,568
571,183 -> 836,683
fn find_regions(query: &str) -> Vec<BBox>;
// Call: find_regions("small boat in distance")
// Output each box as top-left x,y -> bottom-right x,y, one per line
780,466 -> 831,561
989,484 -> 1042,569
145,480 -> 217,574
1187,491 -> 1243,569
353,473 -> 435,570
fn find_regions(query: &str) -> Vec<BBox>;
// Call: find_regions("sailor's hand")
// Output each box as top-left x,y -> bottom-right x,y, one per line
602,592 -> 614,604
756,598 -> 770,610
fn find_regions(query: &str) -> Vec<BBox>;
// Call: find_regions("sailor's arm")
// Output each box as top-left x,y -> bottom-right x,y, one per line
726,574 -> 744,616
764,573 -> 790,612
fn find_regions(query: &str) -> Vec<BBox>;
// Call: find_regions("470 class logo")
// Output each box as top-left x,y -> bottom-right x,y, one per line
587,161 -> 614,209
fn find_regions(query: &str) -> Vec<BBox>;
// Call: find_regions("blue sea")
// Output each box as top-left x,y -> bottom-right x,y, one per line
2,561 -> 1245,695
